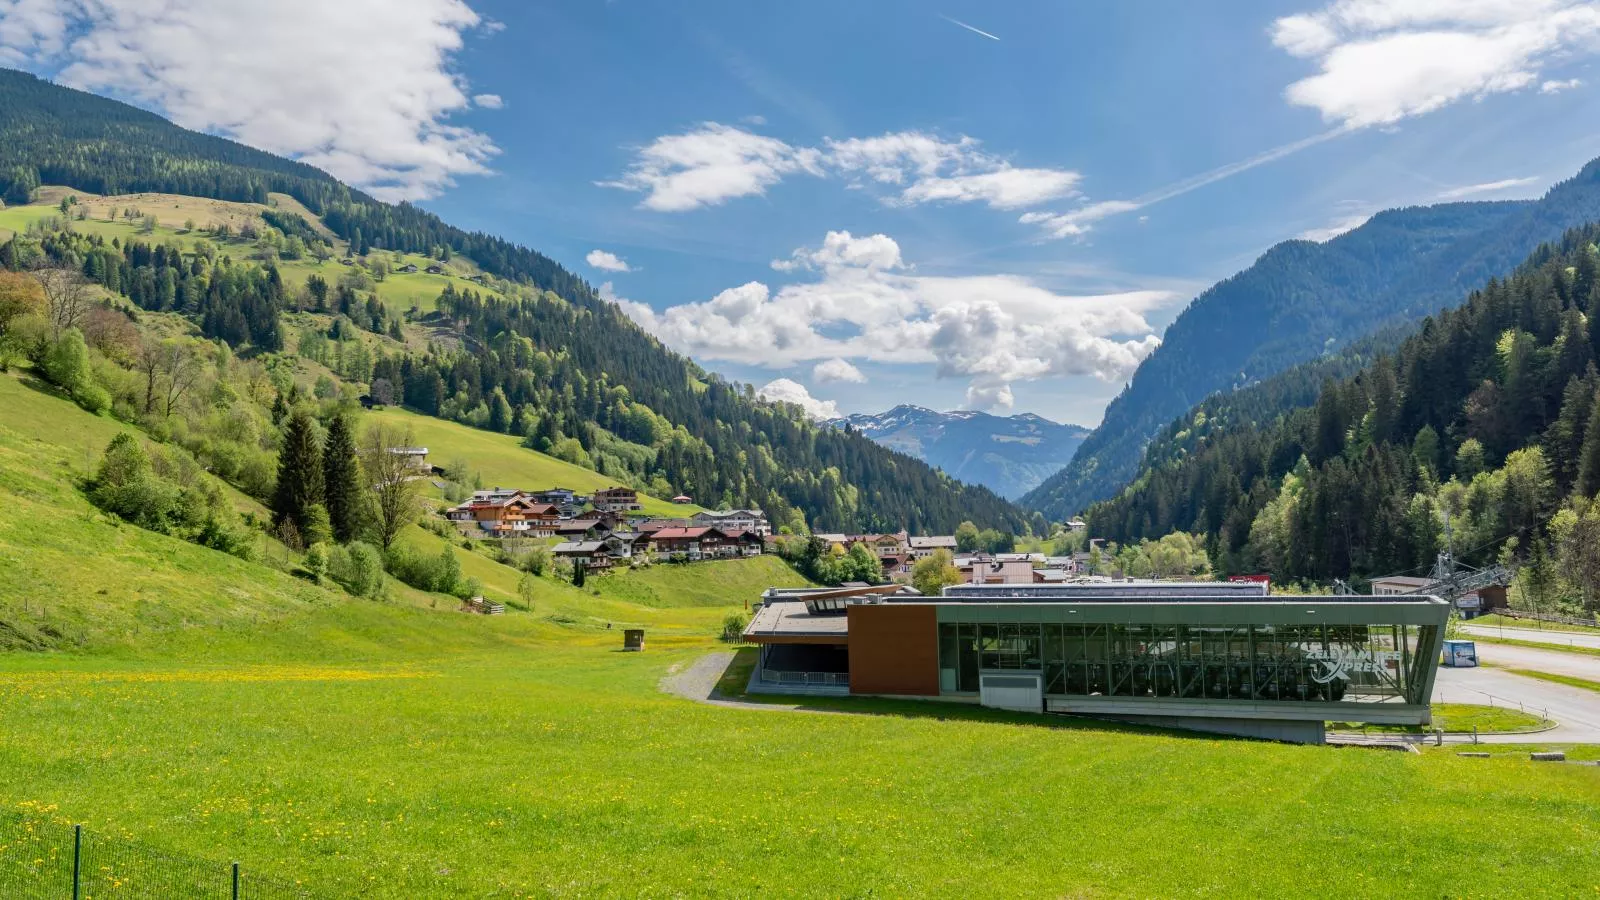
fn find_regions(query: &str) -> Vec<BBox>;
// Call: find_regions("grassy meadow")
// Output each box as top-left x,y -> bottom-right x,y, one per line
364,405 -> 698,517
3,197 -> 1600,895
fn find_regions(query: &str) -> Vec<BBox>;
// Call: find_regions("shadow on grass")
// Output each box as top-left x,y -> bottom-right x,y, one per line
708,646 -> 1212,740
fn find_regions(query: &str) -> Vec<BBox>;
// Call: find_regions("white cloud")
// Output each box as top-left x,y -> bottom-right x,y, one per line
773,230 -> 906,273
813,357 -> 866,384
602,125 -> 1080,213
1541,77 -> 1584,92
620,231 -> 1168,413
0,0 -> 500,201
586,249 -> 632,272
597,122 -> 824,212
1298,212 -> 1373,241
1437,175 -> 1542,199
1272,0 -> 1600,129
473,93 -> 504,109
756,378 -> 840,420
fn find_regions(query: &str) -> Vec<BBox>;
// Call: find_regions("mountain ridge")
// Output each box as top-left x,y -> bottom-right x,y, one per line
1023,161 -> 1600,519
833,404 -> 1090,499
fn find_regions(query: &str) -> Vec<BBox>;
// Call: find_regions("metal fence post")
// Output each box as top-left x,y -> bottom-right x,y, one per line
232,861 -> 240,900
71,823 -> 82,900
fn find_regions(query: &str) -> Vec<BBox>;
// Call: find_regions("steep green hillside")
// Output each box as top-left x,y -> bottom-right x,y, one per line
1027,160 -> 1600,520
0,370 -> 352,649
363,405 -> 698,516
0,68 -> 1029,535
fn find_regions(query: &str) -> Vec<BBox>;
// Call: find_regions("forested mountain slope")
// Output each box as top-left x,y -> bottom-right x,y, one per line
1025,162 -> 1600,520
1087,226 -> 1600,607
0,69 -> 1029,534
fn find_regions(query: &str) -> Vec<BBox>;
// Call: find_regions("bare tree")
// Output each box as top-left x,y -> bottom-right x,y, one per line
35,267 -> 94,338
137,338 -> 204,417
363,422 -> 422,551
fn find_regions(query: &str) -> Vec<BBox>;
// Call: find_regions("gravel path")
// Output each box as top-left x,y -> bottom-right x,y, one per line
658,651 -> 839,714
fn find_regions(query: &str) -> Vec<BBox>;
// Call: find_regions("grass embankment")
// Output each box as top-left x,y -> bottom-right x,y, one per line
1331,704 -> 1551,735
1470,634 -> 1600,659
364,405 -> 697,516
1501,668 -> 1600,694
1471,613 -> 1600,635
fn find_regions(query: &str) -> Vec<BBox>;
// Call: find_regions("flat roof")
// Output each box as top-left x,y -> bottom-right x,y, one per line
938,582 -> 1270,601
744,600 -> 850,642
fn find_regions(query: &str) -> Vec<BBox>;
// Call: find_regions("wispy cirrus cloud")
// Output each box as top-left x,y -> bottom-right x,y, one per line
1437,175 -> 1542,199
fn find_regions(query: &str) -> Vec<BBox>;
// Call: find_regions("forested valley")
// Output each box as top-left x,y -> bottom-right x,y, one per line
1089,225 -> 1600,611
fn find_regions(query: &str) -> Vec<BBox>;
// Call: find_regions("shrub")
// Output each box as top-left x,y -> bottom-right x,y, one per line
304,542 -> 330,581
522,545 -> 551,576
328,541 -> 384,598
384,543 -> 462,596
720,613 -> 747,643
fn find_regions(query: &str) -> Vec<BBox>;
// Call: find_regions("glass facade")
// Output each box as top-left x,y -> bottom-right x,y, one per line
937,621 -> 1431,705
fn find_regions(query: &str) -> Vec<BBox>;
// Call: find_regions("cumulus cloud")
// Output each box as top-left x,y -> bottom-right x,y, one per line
472,93 -> 504,109
1271,0 -> 1600,129
620,230 -> 1167,412
586,249 -> 632,272
0,0 -> 500,201
601,124 -> 1080,213
1437,175 -> 1542,199
756,378 -> 840,420
597,122 -> 824,212
813,357 -> 866,384
1541,77 -> 1584,93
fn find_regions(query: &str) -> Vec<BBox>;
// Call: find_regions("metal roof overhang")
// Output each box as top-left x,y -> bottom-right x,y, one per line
927,597 -> 1450,627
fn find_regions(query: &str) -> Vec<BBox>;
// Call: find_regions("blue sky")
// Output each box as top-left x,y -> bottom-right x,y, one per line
8,0 -> 1600,424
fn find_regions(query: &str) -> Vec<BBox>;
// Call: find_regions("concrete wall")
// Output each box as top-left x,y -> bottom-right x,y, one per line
847,603 -> 938,695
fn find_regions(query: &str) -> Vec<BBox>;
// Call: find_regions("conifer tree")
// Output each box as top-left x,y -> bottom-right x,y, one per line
322,413 -> 362,543
1579,390 -> 1600,497
272,408 -> 324,537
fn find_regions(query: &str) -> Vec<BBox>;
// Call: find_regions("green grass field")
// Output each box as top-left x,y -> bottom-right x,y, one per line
3,255 -> 1600,894
364,405 -> 698,517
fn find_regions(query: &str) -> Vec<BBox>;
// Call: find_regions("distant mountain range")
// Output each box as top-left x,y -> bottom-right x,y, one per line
1023,156 -> 1600,520
833,405 -> 1090,500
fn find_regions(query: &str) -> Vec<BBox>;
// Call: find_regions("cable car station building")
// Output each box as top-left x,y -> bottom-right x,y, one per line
742,582 -> 1450,743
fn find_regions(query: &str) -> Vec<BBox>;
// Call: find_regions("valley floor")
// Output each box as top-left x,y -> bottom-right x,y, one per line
0,607 -> 1598,898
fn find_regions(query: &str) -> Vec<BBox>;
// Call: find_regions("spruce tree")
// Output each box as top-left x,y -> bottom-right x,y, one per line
272,408 -> 324,536
1580,390 -> 1600,497
322,413 -> 362,543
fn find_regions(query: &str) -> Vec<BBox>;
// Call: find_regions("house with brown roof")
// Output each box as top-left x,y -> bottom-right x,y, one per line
648,526 -> 763,561
592,486 -> 642,513
444,493 -> 561,537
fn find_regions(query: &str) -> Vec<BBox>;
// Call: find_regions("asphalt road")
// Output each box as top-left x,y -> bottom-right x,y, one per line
1432,664 -> 1600,743
1459,623 -> 1600,652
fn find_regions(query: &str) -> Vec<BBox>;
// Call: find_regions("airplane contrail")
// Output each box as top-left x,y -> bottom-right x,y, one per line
940,14 -> 1000,41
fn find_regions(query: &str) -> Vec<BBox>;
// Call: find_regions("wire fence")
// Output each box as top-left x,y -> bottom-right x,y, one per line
0,810 -> 316,899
